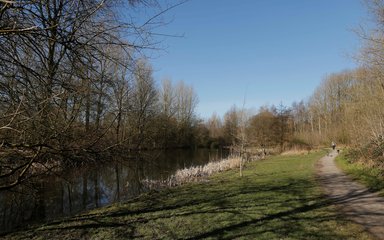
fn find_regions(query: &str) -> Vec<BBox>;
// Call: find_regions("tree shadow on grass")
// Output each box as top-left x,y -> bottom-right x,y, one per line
184,200 -> 336,239
180,177 -> 377,239
1,174 -> 375,239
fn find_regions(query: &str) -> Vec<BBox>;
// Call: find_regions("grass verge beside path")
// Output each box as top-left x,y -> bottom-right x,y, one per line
335,151 -> 384,195
4,151 -> 372,239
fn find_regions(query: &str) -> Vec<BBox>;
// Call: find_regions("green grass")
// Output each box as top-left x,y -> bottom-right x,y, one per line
3,151 -> 372,239
335,151 -> 384,194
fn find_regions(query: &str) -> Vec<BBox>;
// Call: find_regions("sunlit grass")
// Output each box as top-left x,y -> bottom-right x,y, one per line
3,150 -> 373,239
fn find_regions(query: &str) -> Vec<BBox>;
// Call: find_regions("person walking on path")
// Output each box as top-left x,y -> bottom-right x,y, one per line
318,150 -> 384,239
331,141 -> 336,150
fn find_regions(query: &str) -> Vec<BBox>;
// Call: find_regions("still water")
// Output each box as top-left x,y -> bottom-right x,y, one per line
0,148 -> 228,233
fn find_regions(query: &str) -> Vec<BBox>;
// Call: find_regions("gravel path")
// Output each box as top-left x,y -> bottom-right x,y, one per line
317,150 -> 384,239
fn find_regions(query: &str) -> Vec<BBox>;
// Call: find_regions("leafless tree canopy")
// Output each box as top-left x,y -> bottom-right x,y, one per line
5,0 -> 384,191
0,0 -> 199,191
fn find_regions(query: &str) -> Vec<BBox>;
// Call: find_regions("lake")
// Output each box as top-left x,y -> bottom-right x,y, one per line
0,148 -> 228,233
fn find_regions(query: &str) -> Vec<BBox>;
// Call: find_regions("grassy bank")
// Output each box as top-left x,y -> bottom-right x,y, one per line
335,151 -> 384,195
3,151 -> 372,239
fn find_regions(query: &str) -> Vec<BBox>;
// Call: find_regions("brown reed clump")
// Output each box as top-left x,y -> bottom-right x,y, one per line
142,154 -> 260,190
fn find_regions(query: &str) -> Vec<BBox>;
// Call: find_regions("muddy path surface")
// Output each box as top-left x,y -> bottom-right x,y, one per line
317,150 -> 384,239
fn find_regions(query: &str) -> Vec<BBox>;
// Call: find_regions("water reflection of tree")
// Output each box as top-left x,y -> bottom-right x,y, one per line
82,173 -> 88,209
115,164 -> 121,202
0,184 -> 37,232
31,182 -> 46,220
93,170 -> 100,208
126,157 -> 146,197
0,150 -> 229,233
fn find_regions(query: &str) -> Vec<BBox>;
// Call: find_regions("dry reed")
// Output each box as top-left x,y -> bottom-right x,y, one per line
142,154 -> 261,190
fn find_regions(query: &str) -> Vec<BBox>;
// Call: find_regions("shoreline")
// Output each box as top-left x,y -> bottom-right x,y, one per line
142,154 -> 262,189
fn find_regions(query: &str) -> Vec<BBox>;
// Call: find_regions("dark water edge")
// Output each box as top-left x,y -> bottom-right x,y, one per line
0,148 -> 228,233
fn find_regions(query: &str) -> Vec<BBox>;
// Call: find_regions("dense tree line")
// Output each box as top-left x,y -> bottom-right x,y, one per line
0,0 -> 200,190
204,104 -> 296,154
292,67 -> 384,166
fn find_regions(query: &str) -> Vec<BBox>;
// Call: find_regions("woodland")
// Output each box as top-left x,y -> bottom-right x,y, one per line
1,0 -> 384,192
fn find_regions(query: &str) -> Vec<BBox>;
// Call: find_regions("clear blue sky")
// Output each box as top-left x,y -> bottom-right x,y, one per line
150,0 -> 367,119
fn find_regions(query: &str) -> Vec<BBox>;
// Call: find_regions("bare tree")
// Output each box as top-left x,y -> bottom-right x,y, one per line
237,108 -> 249,177
207,112 -> 222,140
0,0 -> 179,191
247,107 -> 276,153
159,78 -> 176,118
109,57 -> 132,145
157,78 -> 177,147
222,105 -> 250,176
174,81 -> 198,146
128,59 -> 158,149
223,105 -> 239,147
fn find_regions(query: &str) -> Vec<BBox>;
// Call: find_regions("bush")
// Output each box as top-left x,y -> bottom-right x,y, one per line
337,152 -> 384,192
351,136 -> 384,173
287,138 -> 312,151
